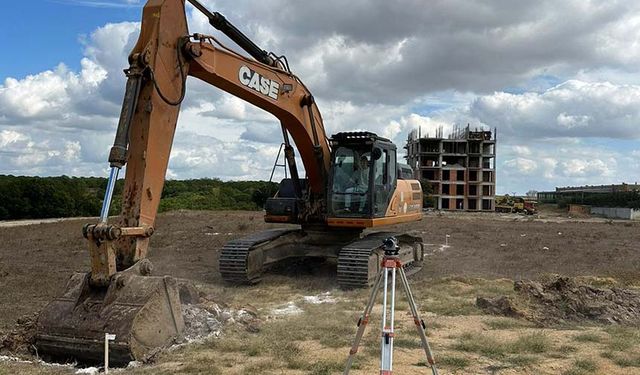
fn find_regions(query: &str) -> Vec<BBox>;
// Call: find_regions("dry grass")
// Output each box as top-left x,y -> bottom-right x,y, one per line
2,277 -> 639,375
484,317 -> 534,330
604,325 -> 640,351
562,359 -> 599,375
448,329 -> 559,371
510,332 -> 553,353
452,331 -> 552,357
572,332 -> 604,343
431,355 -> 470,369
452,332 -> 508,359
598,325 -> 640,369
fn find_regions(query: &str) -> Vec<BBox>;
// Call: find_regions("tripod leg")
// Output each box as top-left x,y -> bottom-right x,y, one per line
343,268 -> 385,375
380,266 -> 396,373
398,267 -> 439,375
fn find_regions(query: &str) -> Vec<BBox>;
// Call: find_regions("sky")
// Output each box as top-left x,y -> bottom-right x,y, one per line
1,0 -> 640,195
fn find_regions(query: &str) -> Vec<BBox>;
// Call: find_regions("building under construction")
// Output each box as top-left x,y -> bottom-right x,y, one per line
405,125 -> 496,211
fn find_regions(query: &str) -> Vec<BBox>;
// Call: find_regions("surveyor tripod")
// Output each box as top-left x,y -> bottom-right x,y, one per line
343,237 -> 438,375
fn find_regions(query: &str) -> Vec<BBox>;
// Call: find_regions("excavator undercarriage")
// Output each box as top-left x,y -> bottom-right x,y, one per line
220,228 -> 424,288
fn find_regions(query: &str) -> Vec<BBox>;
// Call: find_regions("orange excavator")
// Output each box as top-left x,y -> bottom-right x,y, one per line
35,0 -> 424,365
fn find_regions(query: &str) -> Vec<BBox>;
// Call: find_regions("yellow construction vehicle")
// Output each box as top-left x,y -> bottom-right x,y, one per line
495,195 -> 537,214
35,0 -> 424,365
522,198 -> 538,215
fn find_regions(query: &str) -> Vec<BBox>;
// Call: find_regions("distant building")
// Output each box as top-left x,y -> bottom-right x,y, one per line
537,183 -> 640,203
405,124 -> 496,211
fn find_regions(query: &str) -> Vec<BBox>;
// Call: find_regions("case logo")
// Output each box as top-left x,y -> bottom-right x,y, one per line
238,65 -> 279,100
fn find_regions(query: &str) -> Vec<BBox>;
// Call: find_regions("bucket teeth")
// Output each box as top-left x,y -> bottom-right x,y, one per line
35,271 -> 184,365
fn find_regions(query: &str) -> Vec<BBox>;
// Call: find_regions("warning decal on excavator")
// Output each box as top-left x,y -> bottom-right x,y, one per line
238,65 -> 279,100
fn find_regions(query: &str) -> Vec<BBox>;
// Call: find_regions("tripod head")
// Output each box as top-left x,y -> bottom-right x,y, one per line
382,237 -> 400,256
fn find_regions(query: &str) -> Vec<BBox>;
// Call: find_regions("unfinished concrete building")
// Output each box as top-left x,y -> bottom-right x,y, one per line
405,125 -> 496,211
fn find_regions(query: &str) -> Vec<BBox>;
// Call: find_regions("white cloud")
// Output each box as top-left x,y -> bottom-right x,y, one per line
540,158 -> 558,179
0,130 -> 27,147
561,158 -> 612,178
493,140 -> 631,194
556,113 -> 590,129
0,131 -> 92,175
595,12 -> 640,66
63,141 -> 82,162
0,22 -> 138,176
511,145 -> 532,156
504,157 -> 538,173
168,132 -> 282,180
387,114 -> 453,141
2,65 -> 73,119
470,80 -> 640,141
217,1 -> 640,104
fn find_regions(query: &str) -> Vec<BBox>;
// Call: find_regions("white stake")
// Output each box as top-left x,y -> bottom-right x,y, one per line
445,234 -> 450,247
105,333 -> 116,374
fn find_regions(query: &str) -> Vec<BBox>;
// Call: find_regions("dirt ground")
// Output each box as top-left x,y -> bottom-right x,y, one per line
0,209 -> 639,374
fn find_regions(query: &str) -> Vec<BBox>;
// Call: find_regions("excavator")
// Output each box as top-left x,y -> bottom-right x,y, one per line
35,0 -> 424,366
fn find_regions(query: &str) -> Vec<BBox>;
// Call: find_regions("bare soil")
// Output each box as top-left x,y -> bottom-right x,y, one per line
0,209 -> 639,374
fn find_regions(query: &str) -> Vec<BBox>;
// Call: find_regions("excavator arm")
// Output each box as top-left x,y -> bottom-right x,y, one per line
84,0 -> 331,285
36,0 -> 332,364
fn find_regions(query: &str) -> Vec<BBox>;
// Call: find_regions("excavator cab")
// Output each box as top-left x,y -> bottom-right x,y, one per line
328,132 -> 397,219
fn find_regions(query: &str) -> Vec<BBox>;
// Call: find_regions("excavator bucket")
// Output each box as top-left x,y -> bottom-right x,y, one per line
35,270 -> 184,365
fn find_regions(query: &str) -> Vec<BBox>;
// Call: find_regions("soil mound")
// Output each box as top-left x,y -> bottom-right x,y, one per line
0,314 -> 37,356
477,277 -> 640,325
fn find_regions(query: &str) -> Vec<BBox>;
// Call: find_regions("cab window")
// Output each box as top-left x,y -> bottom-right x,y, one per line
373,148 -> 393,217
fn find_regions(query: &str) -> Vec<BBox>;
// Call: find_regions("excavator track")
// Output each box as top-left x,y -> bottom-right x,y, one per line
219,228 -> 299,283
220,229 -> 423,288
337,232 -> 423,288
219,241 -> 258,283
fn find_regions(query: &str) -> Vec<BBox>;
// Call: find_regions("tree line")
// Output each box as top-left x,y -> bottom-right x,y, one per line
0,175 -> 279,220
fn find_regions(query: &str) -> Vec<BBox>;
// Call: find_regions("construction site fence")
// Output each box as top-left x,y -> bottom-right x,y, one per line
591,207 -> 640,220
